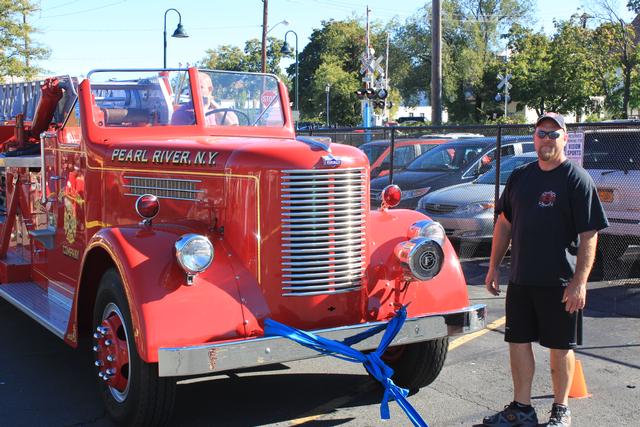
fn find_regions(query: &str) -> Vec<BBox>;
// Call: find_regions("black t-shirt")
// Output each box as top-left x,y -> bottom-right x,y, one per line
497,160 -> 609,286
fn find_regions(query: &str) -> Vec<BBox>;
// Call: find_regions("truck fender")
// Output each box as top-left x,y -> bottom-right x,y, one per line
366,209 -> 469,318
80,226 -> 247,363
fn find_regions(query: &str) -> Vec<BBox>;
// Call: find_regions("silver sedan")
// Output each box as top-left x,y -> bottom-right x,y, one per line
417,153 -> 538,244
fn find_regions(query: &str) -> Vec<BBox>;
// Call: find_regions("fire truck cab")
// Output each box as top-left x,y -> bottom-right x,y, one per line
0,68 -> 485,425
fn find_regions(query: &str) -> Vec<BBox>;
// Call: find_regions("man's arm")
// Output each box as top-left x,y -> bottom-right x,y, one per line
563,230 -> 598,313
485,212 -> 512,296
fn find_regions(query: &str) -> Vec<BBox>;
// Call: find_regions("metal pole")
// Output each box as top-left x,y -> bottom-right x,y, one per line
163,8 -> 183,68
295,36 -> 299,114
384,31 -> 389,122
261,0 -> 268,73
494,125 -> 502,224
325,84 -> 330,126
389,126 -> 396,185
431,0 -> 442,125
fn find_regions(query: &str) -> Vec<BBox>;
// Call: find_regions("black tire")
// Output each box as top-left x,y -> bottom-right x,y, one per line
92,268 -> 176,426
382,337 -> 449,392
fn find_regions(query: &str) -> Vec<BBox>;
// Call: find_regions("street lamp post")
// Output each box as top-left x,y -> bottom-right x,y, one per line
163,8 -> 188,68
280,30 -> 299,115
325,83 -> 331,127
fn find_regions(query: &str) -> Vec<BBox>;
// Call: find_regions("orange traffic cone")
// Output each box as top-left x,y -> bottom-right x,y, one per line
569,359 -> 592,399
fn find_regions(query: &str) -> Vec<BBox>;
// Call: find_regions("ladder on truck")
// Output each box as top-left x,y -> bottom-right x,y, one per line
0,76 -> 78,340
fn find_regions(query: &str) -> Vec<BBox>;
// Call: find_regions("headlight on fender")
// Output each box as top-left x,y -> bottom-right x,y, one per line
175,234 -> 214,275
394,237 -> 444,281
407,219 -> 446,245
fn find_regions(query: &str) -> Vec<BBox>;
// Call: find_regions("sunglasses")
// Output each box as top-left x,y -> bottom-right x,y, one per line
536,130 -> 562,139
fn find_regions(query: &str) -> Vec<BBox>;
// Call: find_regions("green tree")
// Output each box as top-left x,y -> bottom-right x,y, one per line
293,19 -> 370,126
0,0 -> 49,80
199,37 -> 286,76
590,0 -> 640,117
508,18 -> 599,116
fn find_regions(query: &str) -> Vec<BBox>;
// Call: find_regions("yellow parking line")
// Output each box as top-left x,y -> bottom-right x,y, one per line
289,316 -> 506,425
449,316 -> 506,351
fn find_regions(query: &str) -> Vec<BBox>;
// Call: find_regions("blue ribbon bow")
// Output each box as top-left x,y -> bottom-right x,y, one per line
264,305 -> 428,427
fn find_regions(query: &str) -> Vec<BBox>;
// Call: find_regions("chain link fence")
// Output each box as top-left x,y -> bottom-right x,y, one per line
300,122 -> 640,283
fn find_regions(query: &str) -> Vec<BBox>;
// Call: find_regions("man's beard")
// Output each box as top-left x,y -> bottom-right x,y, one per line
538,146 -> 555,161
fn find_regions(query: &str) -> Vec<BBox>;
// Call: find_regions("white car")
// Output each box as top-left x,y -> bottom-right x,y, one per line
583,129 -> 640,260
417,152 -> 538,245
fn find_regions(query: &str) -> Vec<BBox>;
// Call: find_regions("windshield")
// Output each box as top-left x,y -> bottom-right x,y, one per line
360,144 -> 387,165
88,69 -> 284,128
476,155 -> 536,185
196,70 -> 284,127
406,143 -> 485,172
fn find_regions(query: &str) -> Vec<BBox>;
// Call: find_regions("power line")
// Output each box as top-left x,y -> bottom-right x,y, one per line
35,0 -> 127,19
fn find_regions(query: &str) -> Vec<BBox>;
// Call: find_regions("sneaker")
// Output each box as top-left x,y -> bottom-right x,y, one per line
482,401 -> 538,427
547,403 -> 571,426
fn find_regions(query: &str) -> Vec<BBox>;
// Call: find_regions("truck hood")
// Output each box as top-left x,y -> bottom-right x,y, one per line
97,135 -> 368,172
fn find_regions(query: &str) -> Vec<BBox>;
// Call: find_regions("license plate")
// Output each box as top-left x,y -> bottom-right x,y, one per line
598,188 -> 614,203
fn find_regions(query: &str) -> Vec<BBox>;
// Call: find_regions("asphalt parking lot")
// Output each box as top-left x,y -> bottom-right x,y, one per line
0,255 -> 638,426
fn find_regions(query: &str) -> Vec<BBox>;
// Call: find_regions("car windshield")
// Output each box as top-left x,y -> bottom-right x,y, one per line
406,143 -> 485,172
476,155 -> 537,185
88,69 -> 284,128
360,143 -> 387,165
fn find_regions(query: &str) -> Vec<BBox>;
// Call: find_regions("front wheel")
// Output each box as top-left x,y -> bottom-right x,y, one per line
92,268 -> 176,426
381,337 -> 449,392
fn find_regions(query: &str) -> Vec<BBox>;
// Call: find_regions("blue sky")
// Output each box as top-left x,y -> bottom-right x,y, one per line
31,0 -> 635,76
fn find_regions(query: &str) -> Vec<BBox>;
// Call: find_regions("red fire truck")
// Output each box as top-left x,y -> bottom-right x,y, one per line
0,68 -> 485,425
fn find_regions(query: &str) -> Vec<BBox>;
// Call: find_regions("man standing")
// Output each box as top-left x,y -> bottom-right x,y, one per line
482,113 -> 608,427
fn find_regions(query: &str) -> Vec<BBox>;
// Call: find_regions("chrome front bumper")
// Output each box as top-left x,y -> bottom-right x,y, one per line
157,303 -> 486,377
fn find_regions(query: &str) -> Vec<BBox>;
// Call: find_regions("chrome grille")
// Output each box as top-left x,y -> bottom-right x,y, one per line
422,203 -> 458,214
124,176 -> 202,201
281,168 -> 366,297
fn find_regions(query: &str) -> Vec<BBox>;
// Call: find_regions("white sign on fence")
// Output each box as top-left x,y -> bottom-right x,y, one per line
565,132 -> 584,166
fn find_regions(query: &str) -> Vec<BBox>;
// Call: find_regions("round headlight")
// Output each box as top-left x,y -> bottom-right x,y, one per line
407,219 -> 446,245
175,234 -> 214,274
394,237 -> 444,281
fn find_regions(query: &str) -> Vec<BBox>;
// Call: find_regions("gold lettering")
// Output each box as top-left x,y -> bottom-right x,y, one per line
180,151 -> 190,164
124,150 -> 134,162
208,152 -> 218,165
194,151 -> 206,165
111,149 -> 121,161
62,245 -> 80,260
118,150 -> 127,161
152,150 -> 161,163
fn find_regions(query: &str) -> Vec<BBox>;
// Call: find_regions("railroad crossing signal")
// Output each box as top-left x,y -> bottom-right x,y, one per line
497,73 -> 512,90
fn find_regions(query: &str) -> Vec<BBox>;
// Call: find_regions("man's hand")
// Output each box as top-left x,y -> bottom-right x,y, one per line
485,268 -> 501,296
562,282 -> 586,313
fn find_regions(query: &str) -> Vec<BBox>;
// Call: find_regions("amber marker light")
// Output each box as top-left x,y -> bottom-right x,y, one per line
135,194 -> 160,220
381,184 -> 402,209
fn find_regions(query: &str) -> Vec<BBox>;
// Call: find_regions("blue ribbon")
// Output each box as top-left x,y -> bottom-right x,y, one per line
264,306 -> 428,427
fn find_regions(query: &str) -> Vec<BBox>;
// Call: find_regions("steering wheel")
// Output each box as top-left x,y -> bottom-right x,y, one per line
204,108 -> 250,126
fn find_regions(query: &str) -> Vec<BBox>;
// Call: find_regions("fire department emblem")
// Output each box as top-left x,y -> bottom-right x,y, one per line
64,202 -> 77,244
538,191 -> 556,208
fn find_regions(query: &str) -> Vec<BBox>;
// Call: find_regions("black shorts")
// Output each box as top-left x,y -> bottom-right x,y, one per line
505,284 -> 582,350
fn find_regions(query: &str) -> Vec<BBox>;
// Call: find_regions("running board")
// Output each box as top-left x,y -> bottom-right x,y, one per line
0,282 -> 71,339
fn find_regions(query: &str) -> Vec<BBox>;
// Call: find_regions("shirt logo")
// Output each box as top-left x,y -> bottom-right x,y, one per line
538,190 -> 556,207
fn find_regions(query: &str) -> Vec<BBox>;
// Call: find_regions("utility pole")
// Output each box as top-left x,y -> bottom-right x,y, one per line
431,0 -> 442,125
261,0 -> 268,73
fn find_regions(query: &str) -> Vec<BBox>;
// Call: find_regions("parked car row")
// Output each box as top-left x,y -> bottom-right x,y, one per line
361,128 -> 640,262
369,135 -> 535,209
